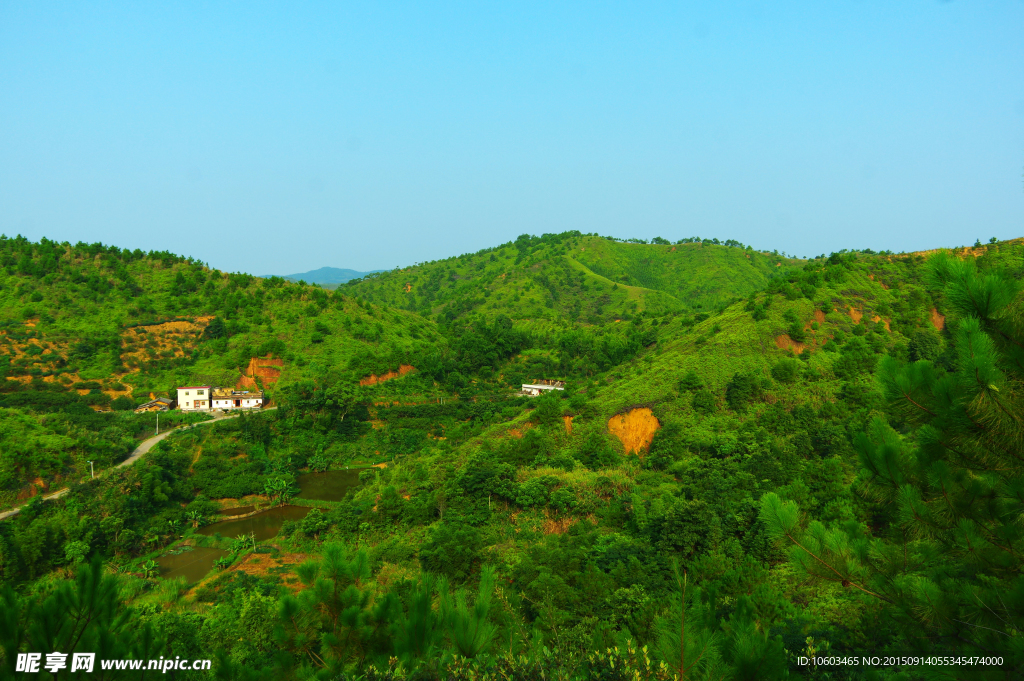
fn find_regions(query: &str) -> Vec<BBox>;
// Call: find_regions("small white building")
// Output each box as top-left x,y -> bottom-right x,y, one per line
521,380 -> 566,397
212,388 -> 264,410
177,386 -> 212,411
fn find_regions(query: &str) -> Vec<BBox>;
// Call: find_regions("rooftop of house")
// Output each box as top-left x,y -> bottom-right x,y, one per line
212,388 -> 264,399
138,397 -> 174,406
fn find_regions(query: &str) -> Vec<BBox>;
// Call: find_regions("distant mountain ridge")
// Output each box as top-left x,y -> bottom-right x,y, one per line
262,266 -> 385,285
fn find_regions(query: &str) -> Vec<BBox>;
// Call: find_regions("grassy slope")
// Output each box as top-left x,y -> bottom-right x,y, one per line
346,234 -> 799,326
572,237 -> 792,310
0,244 -> 443,397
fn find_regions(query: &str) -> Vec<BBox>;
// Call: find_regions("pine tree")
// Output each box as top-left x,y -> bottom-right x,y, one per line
0,558 -> 168,680
760,252 -> 1024,677
276,543 -> 391,673
441,565 -> 498,659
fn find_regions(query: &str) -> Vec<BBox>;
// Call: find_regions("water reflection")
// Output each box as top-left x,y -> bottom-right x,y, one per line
197,505 -> 311,541
295,469 -> 362,502
156,547 -> 228,583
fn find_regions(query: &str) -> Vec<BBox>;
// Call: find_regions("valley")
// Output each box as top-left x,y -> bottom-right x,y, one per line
0,232 -> 1021,679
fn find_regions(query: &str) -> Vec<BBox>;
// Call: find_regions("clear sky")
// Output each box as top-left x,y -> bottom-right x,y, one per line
2,2 -> 1023,274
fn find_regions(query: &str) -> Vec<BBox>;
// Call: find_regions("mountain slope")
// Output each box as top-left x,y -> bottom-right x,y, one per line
2,234 -> 1024,678
345,231 -> 800,325
0,238 -> 444,399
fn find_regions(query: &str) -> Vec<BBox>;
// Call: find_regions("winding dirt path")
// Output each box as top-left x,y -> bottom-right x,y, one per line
0,409 -> 274,522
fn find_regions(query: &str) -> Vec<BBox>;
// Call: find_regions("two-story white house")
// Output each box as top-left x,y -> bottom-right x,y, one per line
176,385 -> 265,411
176,386 -> 212,411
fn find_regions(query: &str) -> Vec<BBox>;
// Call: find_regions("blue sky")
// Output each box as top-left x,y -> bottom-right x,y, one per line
1,1 -> 1022,274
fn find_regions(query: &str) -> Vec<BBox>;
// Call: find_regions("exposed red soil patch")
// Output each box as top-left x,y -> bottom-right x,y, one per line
15,476 -> 55,501
563,415 -> 573,435
229,550 -> 307,593
813,310 -> 826,323
543,515 -> 578,535
404,283 -> 412,292
236,356 -> 282,388
848,307 -> 863,323
930,308 -> 945,330
872,315 -> 892,332
507,423 -> 535,439
119,317 -> 214,370
607,408 -> 660,456
775,334 -> 807,354
359,364 -> 415,386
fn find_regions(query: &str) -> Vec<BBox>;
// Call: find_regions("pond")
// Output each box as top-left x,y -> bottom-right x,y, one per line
295,469 -> 363,502
156,546 -> 229,583
197,505 -> 311,541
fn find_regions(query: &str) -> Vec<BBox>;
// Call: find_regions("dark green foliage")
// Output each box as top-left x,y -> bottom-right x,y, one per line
908,325 -> 942,361
645,421 -> 683,471
770,358 -> 799,383
1,558 -> 164,680
110,395 -> 135,411
832,335 -> 878,379
418,523 -> 483,583
691,389 -> 716,415
575,431 -> 618,470
678,370 -> 701,391
761,252 -> 1024,677
203,316 -> 227,339
724,372 -> 762,412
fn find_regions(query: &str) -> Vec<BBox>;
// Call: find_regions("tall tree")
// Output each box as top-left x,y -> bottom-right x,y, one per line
760,252 -> 1023,677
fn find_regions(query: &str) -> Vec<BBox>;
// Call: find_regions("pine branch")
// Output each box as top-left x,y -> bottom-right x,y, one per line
783,532 -> 893,603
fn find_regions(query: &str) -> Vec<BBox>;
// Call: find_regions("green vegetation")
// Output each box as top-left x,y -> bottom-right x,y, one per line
1,232 -> 1022,679
345,232 -> 800,325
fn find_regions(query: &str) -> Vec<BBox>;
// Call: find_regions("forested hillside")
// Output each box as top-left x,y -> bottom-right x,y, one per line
1,233 -> 1022,680
345,232 -> 800,325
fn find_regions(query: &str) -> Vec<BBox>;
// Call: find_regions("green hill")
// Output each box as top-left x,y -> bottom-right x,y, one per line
1,232 -> 1023,679
346,232 -> 800,325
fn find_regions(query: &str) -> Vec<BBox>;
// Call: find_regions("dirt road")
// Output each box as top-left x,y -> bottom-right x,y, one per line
0,409 -> 271,522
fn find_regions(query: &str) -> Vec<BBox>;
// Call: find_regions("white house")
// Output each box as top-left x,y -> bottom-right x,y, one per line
211,388 -> 265,410
521,380 -> 566,397
176,386 -> 212,411
176,386 -> 264,412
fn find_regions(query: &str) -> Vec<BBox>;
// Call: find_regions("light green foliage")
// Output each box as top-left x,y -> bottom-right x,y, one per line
346,233 -> 798,326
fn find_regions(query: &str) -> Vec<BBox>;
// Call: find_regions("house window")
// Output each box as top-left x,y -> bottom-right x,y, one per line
198,390 -> 204,395
185,391 -> 189,396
